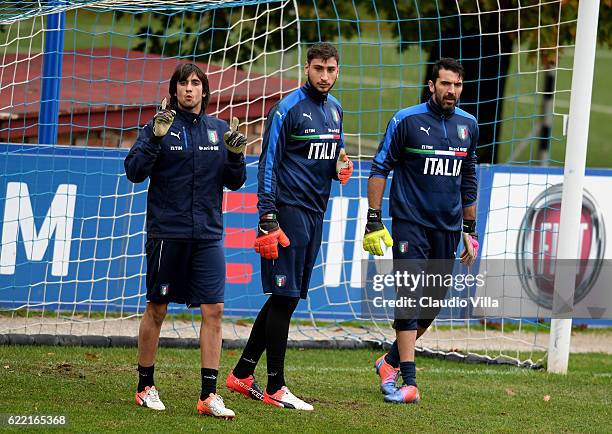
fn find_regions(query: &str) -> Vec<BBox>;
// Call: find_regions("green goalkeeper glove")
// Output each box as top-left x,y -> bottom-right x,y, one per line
362,208 -> 393,256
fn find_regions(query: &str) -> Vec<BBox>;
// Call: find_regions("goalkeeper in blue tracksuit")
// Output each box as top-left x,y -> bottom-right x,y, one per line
225,42 -> 353,411
363,58 -> 480,403
125,63 -> 246,418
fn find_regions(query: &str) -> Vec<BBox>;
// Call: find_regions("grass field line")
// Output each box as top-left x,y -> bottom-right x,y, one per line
550,98 -> 612,115
259,67 -> 611,115
341,73 -> 612,116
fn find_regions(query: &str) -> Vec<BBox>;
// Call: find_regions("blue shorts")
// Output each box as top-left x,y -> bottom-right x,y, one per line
146,238 -> 225,306
391,219 -> 461,331
260,206 -> 323,299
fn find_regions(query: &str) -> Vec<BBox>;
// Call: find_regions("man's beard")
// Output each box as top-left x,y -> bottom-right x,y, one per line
308,75 -> 335,94
435,92 -> 456,113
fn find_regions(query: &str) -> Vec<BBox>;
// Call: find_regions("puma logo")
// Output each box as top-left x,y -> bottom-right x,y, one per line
420,126 -> 431,136
303,112 -> 312,121
170,131 -> 181,140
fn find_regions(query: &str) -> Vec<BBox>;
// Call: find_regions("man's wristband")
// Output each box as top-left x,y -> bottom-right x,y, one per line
367,208 -> 382,222
463,219 -> 476,234
260,213 -> 277,221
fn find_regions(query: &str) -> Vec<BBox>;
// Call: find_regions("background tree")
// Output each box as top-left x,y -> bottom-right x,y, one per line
125,1 -> 363,67
377,0 -> 612,164
3,1 -> 611,164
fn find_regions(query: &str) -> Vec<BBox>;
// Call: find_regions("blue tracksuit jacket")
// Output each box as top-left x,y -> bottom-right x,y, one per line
125,108 -> 246,240
370,98 -> 478,231
257,82 -> 344,216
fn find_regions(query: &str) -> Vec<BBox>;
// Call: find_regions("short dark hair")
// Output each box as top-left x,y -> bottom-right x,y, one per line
307,42 -> 339,64
168,63 -> 209,111
431,57 -> 464,82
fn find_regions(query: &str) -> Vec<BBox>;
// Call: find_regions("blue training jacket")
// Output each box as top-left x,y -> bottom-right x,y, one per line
257,81 -> 345,216
124,108 -> 246,240
370,98 -> 478,232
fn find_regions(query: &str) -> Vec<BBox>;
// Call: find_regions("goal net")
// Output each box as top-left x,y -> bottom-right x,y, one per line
1,0 -> 598,367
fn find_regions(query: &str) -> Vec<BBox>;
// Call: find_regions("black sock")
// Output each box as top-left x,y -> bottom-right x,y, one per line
233,297 -> 273,379
399,361 -> 417,387
385,340 -> 400,368
233,356 -> 259,380
200,368 -> 218,400
137,364 -> 155,392
265,295 -> 299,395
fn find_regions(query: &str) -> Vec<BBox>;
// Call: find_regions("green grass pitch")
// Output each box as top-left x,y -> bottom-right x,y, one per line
1,8 -> 611,433
0,345 -> 610,432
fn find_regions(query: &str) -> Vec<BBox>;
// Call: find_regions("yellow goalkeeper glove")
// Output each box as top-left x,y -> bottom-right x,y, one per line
362,208 -> 393,256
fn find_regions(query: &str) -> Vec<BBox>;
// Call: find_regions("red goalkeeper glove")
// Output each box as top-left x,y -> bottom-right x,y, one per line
336,149 -> 353,185
253,213 -> 290,260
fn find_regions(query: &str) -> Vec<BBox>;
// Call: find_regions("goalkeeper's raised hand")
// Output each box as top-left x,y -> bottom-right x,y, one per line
153,97 -> 176,137
253,213 -> 290,260
224,117 -> 247,155
460,219 -> 479,266
362,208 -> 393,256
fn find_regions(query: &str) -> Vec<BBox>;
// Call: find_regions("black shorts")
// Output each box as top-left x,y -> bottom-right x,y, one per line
260,206 -> 323,299
391,220 -> 461,331
146,238 -> 225,306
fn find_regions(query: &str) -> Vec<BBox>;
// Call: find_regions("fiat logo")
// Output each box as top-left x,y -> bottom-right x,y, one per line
516,184 -> 605,310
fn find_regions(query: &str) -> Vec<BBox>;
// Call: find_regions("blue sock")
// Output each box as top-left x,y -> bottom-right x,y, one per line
399,361 -> 417,387
385,340 -> 400,368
